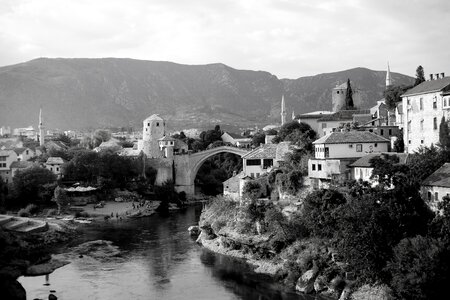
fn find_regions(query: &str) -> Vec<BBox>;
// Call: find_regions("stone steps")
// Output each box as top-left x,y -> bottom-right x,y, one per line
0,214 -> 49,233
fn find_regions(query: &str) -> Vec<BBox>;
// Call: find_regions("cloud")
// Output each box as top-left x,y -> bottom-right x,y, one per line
0,0 -> 448,78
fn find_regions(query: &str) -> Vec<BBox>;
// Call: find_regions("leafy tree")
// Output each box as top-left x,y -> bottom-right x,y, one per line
252,132 -> 265,147
439,116 -> 450,150
92,129 -> 111,147
266,129 -> 278,136
370,155 -> 411,188
393,129 -> 405,153
12,166 -> 56,206
388,236 -> 450,300
272,121 -> 317,151
275,170 -> 303,195
242,180 -> 263,201
302,189 -> 346,238
345,78 -> 355,110
384,85 -> 412,109
53,186 -> 69,214
414,65 -> 426,87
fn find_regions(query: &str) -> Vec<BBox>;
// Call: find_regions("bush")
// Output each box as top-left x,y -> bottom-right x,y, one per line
17,208 -> 30,217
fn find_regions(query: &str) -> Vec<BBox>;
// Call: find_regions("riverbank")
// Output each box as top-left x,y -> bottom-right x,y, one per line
195,198 -> 394,300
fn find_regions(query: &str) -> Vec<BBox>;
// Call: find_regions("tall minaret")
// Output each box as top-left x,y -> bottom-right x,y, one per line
281,95 -> 287,125
292,110 -> 295,120
39,107 -> 45,147
386,62 -> 392,88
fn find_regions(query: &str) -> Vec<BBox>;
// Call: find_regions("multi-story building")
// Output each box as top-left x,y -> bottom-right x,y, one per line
421,162 -> 450,211
0,150 -> 18,183
402,75 -> 450,153
308,131 -> 390,188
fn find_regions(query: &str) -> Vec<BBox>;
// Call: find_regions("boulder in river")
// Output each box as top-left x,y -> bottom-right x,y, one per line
187,225 -> 200,237
295,268 -> 318,294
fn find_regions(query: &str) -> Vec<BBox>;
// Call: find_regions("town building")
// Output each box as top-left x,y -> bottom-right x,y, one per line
349,152 -> 409,184
45,157 -> 66,178
13,147 -> 36,161
401,74 -> 450,153
221,132 -> 252,148
0,149 -> 18,183
137,114 -> 165,158
316,110 -> 372,137
241,142 -> 292,179
308,131 -> 390,188
296,111 -> 333,137
10,161 -> 35,178
421,162 -> 450,211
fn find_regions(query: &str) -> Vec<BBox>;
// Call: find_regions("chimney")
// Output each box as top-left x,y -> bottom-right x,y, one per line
430,74 -> 434,80
442,72 -> 445,78
233,170 -> 237,177
436,73 -> 440,79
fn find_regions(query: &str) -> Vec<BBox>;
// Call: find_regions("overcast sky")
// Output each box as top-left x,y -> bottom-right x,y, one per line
0,0 -> 449,79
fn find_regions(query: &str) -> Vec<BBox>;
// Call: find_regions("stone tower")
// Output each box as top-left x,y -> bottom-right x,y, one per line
386,62 -> 392,88
138,114 -> 165,158
281,95 -> 287,125
39,107 -> 45,147
331,81 -> 362,112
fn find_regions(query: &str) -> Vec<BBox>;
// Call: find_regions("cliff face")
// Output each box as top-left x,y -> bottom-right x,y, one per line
0,58 -> 414,130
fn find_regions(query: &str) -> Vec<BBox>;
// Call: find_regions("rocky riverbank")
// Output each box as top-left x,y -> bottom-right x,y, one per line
194,198 -> 393,300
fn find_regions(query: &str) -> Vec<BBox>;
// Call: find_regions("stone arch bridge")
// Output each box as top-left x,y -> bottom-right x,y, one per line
172,146 -> 250,195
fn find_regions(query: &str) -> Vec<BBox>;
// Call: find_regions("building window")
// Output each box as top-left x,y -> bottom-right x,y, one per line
407,121 -> 411,132
263,159 -> 273,169
419,98 -> 423,110
318,164 -> 322,171
312,164 -> 316,171
26,150 -> 29,155
408,140 -> 411,144
374,143 -> 378,147
156,122 -> 160,127
433,97 -> 437,109
434,117 -> 438,130
325,147 -> 329,158
380,129 -> 384,136
0,156 -> 6,161
0,163 -> 5,168
445,98 -> 448,107
56,167 -> 59,172
256,173 -> 260,178
388,129 -> 392,135
148,123 -> 150,126
420,119 -> 424,130
250,173 -> 254,178
322,123 -> 327,129
421,140 -> 424,144
246,159 -> 261,166
435,192 -> 439,200
369,129 -> 373,132
356,144 -> 362,152
428,191 -> 432,201
145,128 -> 148,132
407,99 -> 411,105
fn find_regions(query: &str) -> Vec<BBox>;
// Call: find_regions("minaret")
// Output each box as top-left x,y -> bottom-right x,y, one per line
39,107 -> 45,147
386,62 -> 392,88
292,110 -> 295,120
281,95 -> 287,125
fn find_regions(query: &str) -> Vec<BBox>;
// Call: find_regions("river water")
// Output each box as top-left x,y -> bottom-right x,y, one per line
19,205 -> 317,300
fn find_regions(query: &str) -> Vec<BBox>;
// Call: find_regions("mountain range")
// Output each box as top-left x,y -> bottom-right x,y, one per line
0,58 -> 414,131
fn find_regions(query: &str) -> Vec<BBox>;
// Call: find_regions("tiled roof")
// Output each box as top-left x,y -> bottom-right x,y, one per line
349,153 -> 409,168
422,163 -> 450,187
242,143 -> 278,159
143,114 -> 163,121
402,77 -> 450,97
46,157 -> 65,165
10,161 -> 34,169
318,110 -> 371,121
12,147 -> 27,155
313,131 -> 390,144
223,132 -> 243,139
298,111 -> 333,119
158,135 -> 176,141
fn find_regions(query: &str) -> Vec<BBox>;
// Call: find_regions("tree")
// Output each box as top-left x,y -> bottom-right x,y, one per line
393,129 -> 405,153
53,186 -> 69,214
12,166 -> 56,206
439,116 -> 450,149
92,129 -> 111,147
414,65 -> 426,87
345,78 -> 355,110
272,121 -> 317,151
252,132 -> 265,147
242,180 -> 263,201
384,85 -> 412,109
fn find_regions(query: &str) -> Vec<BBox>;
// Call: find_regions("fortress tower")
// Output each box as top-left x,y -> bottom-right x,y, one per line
138,114 -> 165,158
331,81 -> 362,112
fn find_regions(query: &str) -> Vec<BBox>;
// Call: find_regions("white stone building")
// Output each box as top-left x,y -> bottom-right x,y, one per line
45,157 -> 66,179
401,75 -> 450,153
0,149 -> 18,183
221,132 -> 252,148
308,131 -> 390,188
421,162 -> 450,211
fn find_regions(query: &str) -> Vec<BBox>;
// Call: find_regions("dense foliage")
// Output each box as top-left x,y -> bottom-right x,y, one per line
10,166 -> 56,206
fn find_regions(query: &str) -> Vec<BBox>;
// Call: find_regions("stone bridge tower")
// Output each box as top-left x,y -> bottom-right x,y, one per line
138,114 -> 165,158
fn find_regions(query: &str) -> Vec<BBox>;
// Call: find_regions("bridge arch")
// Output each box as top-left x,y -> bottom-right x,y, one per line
174,146 -> 250,195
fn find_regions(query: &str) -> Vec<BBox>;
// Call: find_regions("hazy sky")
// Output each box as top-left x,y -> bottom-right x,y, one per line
0,0 -> 449,78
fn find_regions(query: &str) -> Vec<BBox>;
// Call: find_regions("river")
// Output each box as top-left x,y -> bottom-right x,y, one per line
19,205 -> 318,300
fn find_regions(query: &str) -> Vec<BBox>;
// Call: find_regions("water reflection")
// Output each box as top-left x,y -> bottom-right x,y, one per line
19,206 -> 318,300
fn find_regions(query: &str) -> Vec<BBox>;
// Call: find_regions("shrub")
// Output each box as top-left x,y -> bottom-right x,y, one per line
17,208 -> 30,217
